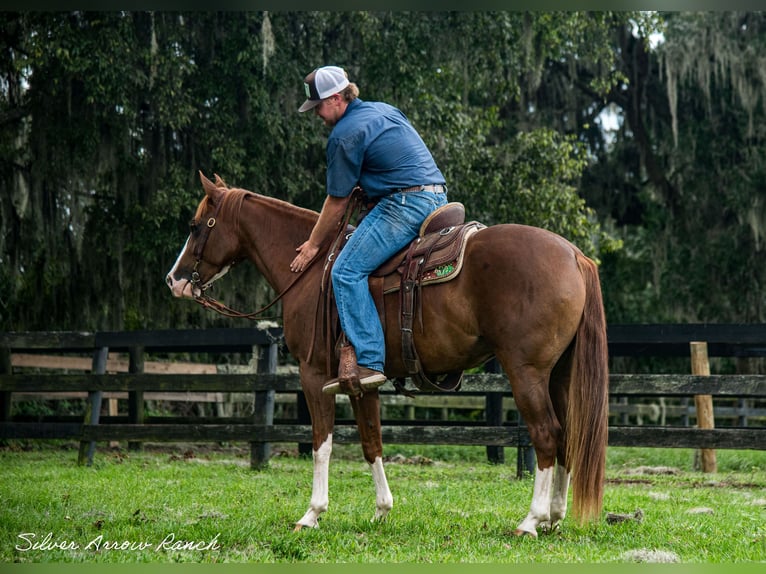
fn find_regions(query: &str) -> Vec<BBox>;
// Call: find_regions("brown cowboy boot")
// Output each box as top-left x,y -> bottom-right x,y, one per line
322,342 -> 386,396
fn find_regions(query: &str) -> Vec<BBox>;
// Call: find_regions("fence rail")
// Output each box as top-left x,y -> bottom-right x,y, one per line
2,325 -> 766,471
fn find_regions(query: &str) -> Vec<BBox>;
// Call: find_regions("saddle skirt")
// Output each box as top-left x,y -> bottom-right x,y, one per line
372,215 -> 484,295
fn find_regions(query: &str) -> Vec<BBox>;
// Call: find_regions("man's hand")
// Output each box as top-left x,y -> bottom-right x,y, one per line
288,194 -> 350,273
290,241 -> 320,273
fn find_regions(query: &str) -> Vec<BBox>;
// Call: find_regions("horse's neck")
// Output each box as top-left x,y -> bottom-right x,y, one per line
238,191 -> 318,291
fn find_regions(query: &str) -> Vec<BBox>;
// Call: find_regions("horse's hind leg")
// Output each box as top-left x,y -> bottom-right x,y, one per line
548,463 -> 570,530
499,361 -> 562,537
348,390 -> 393,522
548,349 -> 573,529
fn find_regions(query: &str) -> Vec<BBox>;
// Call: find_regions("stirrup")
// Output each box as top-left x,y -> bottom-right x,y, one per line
322,369 -> 386,395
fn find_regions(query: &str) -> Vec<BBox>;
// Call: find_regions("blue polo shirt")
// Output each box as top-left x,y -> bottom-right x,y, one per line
325,99 -> 445,199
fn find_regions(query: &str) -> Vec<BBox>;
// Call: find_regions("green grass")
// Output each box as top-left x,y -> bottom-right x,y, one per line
1,442 -> 764,563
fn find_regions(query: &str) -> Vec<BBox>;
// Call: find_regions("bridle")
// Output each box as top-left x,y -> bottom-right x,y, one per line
188,190 -> 317,321
187,186 -> 362,352
189,198 -> 225,292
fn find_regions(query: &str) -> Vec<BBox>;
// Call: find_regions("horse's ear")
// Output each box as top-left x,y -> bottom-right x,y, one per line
213,173 -> 227,188
199,171 -> 223,202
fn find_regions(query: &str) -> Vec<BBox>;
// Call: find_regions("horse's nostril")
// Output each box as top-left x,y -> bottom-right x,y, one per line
165,275 -> 173,287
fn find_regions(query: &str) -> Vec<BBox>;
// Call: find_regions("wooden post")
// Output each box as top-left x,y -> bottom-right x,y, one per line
107,388 -> 120,449
106,352 -> 119,433
690,341 -> 717,473
0,347 -> 12,446
516,412 -> 536,479
128,346 -> 145,452
618,396 -> 629,424
485,393 -> 504,464
680,397 -> 690,427
404,403 -> 415,420
295,391 -> 312,457
78,346 -> 108,466
484,358 -> 503,464
251,342 -> 276,469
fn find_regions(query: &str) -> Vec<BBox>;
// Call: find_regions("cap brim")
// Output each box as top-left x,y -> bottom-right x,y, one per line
298,99 -> 321,113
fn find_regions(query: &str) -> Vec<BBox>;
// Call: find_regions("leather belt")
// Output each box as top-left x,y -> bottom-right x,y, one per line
399,184 -> 447,193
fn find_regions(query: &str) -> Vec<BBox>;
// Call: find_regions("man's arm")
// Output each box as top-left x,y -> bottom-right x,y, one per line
290,194 -> 350,273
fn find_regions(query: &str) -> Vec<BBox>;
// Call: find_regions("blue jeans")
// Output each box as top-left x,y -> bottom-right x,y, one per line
332,190 -> 448,372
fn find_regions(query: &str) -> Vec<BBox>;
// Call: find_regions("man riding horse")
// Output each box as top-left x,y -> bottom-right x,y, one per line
288,65 -> 449,396
167,66 -> 609,536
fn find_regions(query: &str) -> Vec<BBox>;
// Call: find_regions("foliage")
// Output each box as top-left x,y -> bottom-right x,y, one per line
0,11 -> 643,332
7,11 -> 765,330
579,12 -> 766,324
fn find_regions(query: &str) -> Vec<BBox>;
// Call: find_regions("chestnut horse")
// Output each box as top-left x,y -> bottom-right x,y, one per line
166,172 -> 609,537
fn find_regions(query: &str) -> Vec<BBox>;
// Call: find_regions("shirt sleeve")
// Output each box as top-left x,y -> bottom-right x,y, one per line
326,133 -> 364,198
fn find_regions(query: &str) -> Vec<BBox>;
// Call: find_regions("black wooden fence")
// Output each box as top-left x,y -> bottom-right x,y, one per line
1,325 -> 765,473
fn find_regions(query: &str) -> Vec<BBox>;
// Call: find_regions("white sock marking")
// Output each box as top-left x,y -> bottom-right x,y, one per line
370,456 -> 393,521
296,434 -> 332,528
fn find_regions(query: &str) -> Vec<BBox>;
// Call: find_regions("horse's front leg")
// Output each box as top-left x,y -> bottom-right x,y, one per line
294,369 -> 337,531
349,390 -> 393,522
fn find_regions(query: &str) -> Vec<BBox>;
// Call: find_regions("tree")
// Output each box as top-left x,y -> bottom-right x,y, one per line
579,12 -> 766,323
0,11 -> 641,331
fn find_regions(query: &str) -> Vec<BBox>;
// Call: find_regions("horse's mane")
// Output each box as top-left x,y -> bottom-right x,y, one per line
194,186 -> 319,226
236,188 -> 319,223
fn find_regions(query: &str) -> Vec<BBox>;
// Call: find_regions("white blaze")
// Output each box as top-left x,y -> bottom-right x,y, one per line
166,236 -> 192,298
165,235 -> 231,298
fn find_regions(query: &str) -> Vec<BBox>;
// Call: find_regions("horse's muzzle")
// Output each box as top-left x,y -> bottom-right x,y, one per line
166,274 -> 196,299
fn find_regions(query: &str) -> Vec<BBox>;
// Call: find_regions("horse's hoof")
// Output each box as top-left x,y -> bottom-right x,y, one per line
512,528 -> 538,538
539,521 -> 560,535
293,524 -> 304,532
371,509 -> 390,523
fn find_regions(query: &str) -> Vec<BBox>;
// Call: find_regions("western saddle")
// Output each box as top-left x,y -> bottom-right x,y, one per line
325,197 -> 484,393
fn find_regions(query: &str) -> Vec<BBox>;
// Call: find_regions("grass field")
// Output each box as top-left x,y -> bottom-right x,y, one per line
1,441 -> 764,563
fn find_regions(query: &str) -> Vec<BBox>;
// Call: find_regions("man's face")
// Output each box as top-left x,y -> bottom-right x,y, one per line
314,94 -> 344,127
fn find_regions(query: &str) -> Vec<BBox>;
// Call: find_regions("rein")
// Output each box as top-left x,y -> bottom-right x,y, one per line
193,272 -> 310,320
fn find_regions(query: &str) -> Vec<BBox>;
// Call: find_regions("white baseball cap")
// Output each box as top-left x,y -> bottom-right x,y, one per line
298,65 -> 350,112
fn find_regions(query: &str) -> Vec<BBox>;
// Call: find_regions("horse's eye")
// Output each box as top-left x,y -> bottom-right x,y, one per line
189,219 -> 199,234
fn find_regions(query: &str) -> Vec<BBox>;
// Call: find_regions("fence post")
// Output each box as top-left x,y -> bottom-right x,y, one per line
0,347 -> 11,445
485,393 -> 504,464
483,358 -> 506,464
680,397 -> 690,427
516,412 -> 536,479
128,345 -> 145,452
617,396 -> 628,424
690,341 -> 717,473
251,342 -> 276,469
296,391 -> 312,457
78,346 -> 108,466
735,358 -> 751,428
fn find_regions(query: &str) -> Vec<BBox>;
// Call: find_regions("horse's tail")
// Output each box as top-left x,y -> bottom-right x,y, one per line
566,253 -> 609,524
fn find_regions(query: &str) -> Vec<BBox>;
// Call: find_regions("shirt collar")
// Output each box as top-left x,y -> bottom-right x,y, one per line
338,98 -> 362,122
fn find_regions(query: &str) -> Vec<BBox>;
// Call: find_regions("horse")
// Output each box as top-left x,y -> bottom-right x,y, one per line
165,172 -> 609,537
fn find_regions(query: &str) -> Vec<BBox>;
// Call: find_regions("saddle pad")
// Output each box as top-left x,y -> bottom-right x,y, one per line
381,222 -> 483,294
